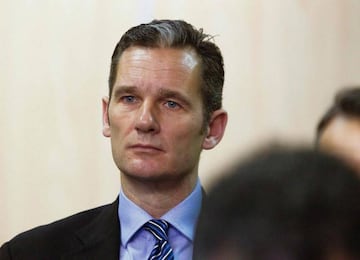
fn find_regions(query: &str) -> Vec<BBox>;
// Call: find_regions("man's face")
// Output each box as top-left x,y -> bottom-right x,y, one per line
318,115 -> 360,176
103,46 -> 209,183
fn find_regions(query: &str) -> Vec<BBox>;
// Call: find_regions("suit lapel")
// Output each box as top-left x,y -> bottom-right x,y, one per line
61,188 -> 206,259
63,198 -> 120,259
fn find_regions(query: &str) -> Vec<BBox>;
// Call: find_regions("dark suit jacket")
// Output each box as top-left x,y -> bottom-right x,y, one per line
0,199 -> 120,260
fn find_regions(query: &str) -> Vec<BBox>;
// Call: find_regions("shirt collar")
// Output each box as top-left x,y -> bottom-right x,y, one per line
118,179 -> 203,246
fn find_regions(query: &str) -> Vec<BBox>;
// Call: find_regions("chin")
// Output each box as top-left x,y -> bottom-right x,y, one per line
121,162 -> 167,178
124,171 -> 176,183
121,164 -> 187,183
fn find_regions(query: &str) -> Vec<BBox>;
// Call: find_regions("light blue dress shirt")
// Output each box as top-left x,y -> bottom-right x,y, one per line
118,180 -> 203,260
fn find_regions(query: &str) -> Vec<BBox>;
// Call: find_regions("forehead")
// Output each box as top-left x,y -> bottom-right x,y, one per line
319,115 -> 360,175
113,46 -> 202,96
118,46 -> 199,74
319,115 -> 360,154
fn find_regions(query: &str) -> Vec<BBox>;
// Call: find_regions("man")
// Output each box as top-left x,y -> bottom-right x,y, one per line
194,147 -> 360,259
0,19 -> 227,259
316,87 -> 360,175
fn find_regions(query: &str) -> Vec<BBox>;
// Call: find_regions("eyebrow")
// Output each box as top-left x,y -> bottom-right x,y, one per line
112,86 -> 138,99
158,88 -> 192,108
112,85 -> 193,108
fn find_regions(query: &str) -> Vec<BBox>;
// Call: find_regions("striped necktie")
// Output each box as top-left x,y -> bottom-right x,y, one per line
144,219 -> 175,260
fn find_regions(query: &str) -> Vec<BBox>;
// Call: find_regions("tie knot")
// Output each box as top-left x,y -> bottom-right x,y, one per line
144,219 -> 170,241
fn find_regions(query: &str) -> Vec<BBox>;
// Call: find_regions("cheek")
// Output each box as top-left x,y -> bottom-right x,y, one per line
171,112 -> 204,135
109,111 -> 134,135
166,123 -> 205,151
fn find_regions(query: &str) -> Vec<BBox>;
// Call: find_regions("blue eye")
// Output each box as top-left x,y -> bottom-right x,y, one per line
122,96 -> 136,103
165,100 -> 179,109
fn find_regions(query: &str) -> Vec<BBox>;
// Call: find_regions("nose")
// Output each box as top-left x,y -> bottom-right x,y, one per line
135,101 -> 160,134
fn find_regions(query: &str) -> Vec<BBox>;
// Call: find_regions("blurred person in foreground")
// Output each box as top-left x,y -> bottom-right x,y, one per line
316,87 -> 360,176
0,19 -> 227,259
194,147 -> 360,260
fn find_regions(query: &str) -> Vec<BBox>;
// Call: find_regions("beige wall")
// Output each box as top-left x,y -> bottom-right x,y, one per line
1,0 -> 360,243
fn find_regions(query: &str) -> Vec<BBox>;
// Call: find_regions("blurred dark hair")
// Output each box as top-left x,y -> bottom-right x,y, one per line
316,87 -> 360,143
194,147 -> 360,260
108,19 -> 224,125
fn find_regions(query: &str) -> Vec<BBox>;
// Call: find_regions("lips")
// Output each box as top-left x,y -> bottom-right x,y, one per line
128,144 -> 163,152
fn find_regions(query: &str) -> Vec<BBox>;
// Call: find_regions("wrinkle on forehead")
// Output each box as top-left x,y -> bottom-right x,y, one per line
120,46 -> 200,72
114,47 -> 201,92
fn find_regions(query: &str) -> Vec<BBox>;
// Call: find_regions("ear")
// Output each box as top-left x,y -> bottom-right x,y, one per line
202,109 -> 228,150
102,96 -> 111,137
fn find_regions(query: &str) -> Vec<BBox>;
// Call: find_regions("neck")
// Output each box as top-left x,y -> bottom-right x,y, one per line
121,174 -> 198,218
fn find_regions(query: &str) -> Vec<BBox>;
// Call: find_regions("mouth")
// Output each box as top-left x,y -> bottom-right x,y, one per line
128,144 -> 164,153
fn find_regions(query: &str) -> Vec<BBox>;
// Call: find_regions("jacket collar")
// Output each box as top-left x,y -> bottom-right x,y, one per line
63,198 -> 120,259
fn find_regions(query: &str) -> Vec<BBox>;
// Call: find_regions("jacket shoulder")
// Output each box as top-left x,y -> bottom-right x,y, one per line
0,202 -> 116,260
